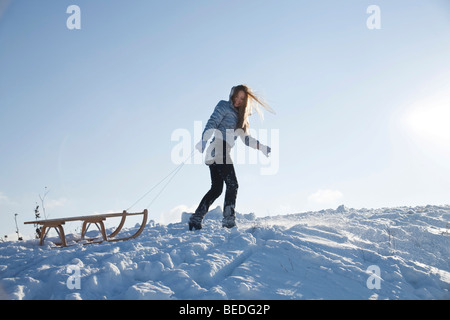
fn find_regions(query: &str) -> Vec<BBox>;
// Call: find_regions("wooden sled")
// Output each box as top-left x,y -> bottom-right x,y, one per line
24,209 -> 148,247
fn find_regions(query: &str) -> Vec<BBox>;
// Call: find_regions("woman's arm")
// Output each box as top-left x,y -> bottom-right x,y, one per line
238,132 -> 271,156
202,101 -> 227,142
196,101 -> 227,153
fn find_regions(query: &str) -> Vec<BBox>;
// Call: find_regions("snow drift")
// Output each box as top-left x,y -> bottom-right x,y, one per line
0,205 -> 449,300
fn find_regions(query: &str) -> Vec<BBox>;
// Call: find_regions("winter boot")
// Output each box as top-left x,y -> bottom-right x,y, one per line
222,215 -> 236,229
222,206 -> 236,229
188,213 -> 203,231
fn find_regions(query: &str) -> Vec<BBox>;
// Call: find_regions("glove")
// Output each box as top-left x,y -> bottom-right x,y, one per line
259,144 -> 271,157
195,140 -> 208,153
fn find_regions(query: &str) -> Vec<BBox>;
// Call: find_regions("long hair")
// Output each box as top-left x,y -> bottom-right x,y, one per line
230,85 -> 275,134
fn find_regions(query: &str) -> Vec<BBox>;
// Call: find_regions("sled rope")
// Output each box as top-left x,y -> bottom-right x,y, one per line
126,149 -> 195,212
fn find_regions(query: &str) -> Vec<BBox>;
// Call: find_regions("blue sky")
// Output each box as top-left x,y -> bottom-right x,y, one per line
1,0 -> 450,238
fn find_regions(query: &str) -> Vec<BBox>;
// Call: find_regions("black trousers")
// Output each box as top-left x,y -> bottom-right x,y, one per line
194,161 -> 238,219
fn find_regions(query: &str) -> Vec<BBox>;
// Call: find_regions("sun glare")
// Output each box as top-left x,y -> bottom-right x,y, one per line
404,98 -> 450,147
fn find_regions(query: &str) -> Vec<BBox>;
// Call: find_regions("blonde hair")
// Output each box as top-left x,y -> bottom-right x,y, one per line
230,85 -> 274,134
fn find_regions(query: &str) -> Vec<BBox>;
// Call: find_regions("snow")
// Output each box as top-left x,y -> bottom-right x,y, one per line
0,205 -> 449,300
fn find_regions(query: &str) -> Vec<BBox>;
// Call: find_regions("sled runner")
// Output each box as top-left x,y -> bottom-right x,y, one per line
24,209 -> 148,247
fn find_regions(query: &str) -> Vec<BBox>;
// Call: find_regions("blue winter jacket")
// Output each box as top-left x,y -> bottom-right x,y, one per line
201,92 -> 260,164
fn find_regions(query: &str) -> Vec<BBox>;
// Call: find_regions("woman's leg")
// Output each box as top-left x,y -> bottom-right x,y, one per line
220,164 -> 238,228
189,164 -> 224,230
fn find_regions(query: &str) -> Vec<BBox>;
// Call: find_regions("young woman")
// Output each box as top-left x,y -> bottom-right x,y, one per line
189,85 -> 273,230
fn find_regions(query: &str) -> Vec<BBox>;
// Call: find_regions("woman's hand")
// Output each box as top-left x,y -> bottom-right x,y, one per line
259,144 -> 271,157
195,140 -> 207,153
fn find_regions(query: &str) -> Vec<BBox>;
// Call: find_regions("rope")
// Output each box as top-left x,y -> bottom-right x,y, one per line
126,149 -> 196,212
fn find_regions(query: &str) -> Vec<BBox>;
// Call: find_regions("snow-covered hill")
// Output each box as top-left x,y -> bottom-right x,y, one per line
0,205 -> 449,300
